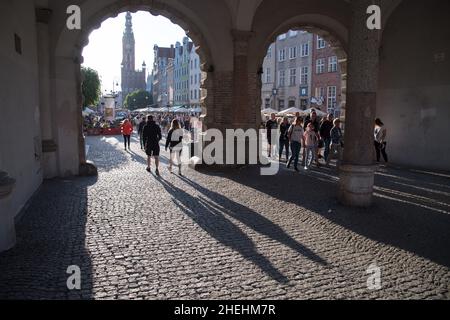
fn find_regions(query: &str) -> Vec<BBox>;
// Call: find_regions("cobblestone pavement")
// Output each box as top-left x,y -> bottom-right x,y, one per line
1,134 -> 449,300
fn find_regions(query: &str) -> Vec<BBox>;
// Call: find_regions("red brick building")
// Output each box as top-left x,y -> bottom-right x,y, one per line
311,35 -> 342,117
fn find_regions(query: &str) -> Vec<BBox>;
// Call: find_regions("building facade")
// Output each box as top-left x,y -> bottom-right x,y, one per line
166,58 -> 175,108
152,45 -> 175,108
189,44 -> 202,109
261,30 -> 314,111
311,35 -> 342,117
121,12 -> 146,105
174,37 -> 192,108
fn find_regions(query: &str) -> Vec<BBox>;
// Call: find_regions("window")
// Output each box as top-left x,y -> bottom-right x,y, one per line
278,70 -> 286,86
288,100 -> 296,107
289,47 -> 297,59
278,99 -> 285,109
195,74 -> 198,84
316,58 -> 325,74
266,68 -> 271,83
300,43 -> 309,57
278,49 -> 286,62
289,68 -> 297,86
327,86 -> 337,111
267,46 -> 272,59
300,67 -> 309,85
328,56 -> 338,72
317,36 -> 326,49
315,87 -> 326,99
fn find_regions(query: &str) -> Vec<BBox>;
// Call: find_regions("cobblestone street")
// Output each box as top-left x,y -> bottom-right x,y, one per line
0,135 -> 449,300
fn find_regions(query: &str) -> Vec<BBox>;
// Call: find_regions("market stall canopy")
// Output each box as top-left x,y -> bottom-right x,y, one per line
277,107 -> 305,116
303,108 -> 328,117
261,108 -> 279,115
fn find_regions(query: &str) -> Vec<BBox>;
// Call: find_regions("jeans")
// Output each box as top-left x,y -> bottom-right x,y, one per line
123,135 -> 131,149
304,146 -> 316,167
374,141 -> 388,162
323,138 -> 331,162
288,141 -> 301,169
279,138 -> 290,160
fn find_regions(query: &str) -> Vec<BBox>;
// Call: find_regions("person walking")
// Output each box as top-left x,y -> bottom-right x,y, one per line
287,117 -> 304,172
137,117 -> 147,150
279,117 -> 290,162
374,118 -> 388,163
319,114 -> 334,163
120,118 -> 133,150
303,122 -> 320,169
143,115 -> 162,176
326,118 -> 344,167
266,113 -> 278,158
165,119 -> 184,175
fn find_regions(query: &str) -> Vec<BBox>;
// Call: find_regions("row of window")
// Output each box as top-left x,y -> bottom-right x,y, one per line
267,36 -> 328,61
190,73 -> 202,86
316,56 -> 338,73
264,67 -> 309,86
263,56 -> 338,85
266,86 -> 337,109
190,57 -> 200,70
175,89 -> 201,102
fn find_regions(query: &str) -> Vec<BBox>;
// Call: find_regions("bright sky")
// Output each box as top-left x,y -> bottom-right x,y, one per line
82,11 -> 187,93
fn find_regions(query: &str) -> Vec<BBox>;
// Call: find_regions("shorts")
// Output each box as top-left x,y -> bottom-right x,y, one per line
146,144 -> 160,157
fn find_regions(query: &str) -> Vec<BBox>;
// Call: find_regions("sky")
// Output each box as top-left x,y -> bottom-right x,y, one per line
82,11 -> 187,93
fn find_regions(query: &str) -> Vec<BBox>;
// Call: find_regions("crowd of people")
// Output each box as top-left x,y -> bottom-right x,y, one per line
116,109 -> 388,176
119,113 -> 200,176
265,109 -> 388,172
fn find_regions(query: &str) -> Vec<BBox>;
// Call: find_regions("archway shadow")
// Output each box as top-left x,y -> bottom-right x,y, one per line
196,164 -> 450,269
0,176 -> 96,299
157,175 -> 328,284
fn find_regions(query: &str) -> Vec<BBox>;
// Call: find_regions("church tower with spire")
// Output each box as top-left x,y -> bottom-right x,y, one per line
121,12 -> 146,106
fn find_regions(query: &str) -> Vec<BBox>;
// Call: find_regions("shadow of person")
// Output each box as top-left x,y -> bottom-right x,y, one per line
158,177 -> 290,284
177,175 -> 329,268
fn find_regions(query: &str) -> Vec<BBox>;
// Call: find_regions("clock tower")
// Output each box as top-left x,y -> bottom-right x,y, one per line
121,12 -> 146,106
122,12 -> 135,71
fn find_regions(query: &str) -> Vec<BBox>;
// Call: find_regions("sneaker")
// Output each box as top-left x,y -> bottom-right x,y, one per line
304,166 -> 308,170
155,169 -> 160,176
146,167 -> 151,173
178,167 -> 182,176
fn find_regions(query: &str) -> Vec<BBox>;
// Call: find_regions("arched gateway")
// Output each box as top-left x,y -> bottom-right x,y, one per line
1,0 -> 450,252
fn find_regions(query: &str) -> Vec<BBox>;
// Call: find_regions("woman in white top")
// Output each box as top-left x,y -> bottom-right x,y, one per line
287,117 -> 305,172
374,118 -> 388,163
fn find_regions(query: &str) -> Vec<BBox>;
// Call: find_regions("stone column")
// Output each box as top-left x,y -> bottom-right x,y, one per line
231,30 -> 258,130
0,171 -> 16,252
36,8 -> 58,179
338,0 -> 381,207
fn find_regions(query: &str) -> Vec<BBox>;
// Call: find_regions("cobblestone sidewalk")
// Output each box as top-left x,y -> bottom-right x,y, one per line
0,135 -> 449,299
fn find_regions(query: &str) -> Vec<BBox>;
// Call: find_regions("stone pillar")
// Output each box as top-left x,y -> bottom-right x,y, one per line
51,56 -> 82,177
36,8 -> 58,179
338,0 -> 381,207
231,30 -> 259,130
0,171 -> 16,252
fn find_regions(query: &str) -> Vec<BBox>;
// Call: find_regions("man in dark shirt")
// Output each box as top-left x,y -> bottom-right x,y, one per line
266,113 -> 278,158
319,114 -> 334,162
143,115 -> 162,175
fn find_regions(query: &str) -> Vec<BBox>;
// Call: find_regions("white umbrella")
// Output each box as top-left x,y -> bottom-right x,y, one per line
278,107 -> 305,116
304,108 -> 328,117
261,108 -> 278,115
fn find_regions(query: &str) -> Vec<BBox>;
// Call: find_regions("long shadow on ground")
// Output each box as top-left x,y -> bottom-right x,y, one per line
157,174 -> 328,284
196,164 -> 450,269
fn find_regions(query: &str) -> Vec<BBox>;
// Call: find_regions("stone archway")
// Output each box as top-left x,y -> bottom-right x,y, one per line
46,0 -> 230,178
252,20 -> 348,121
